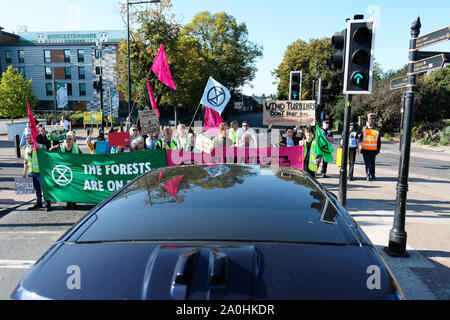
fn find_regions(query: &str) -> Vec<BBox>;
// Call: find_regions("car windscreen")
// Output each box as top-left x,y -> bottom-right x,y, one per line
74,165 -> 358,245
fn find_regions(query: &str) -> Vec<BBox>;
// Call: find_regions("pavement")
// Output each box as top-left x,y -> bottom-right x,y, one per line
0,128 -> 449,300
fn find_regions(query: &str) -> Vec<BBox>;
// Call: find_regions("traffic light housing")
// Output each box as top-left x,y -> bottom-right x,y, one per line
317,79 -> 329,105
343,19 -> 375,94
289,71 -> 302,101
327,29 -> 347,74
93,77 -> 104,93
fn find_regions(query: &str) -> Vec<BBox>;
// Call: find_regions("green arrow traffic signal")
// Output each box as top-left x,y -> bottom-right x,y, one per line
354,73 -> 363,84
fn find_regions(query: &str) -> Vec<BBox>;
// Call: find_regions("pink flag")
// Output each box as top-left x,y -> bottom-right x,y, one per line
146,79 -> 160,117
164,175 -> 184,198
27,100 -> 39,151
151,44 -> 177,91
158,171 -> 164,183
204,107 -> 223,136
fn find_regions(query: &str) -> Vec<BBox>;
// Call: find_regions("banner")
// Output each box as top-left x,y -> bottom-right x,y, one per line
37,149 -> 167,204
83,111 -> 103,125
15,177 -> 34,195
56,83 -> 68,109
166,146 -> 304,169
45,125 -> 66,141
138,109 -> 160,135
263,100 -> 316,126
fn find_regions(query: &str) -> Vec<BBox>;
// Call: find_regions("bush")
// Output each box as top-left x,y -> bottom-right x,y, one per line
420,137 -> 431,145
69,111 -> 84,126
440,136 -> 449,146
430,141 -> 438,147
383,133 -> 393,141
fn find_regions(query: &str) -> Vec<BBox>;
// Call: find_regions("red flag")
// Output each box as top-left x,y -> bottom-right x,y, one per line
158,171 -> 164,183
151,44 -> 177,91
27,100 -> 38,151
204,107 -> 223,136
146,79 -> 160,117
164,175 -> 183,198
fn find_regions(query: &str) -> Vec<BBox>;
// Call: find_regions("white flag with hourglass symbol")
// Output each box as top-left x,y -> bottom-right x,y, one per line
200,77 -> 231,115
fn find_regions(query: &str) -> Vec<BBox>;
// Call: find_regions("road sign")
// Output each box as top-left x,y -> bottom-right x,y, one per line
390,76 -> 408,90
412,54 -> 445,74
416,51 -> 450,61
415,26 -> 450,50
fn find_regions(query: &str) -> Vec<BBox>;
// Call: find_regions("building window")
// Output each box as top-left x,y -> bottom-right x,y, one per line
77,49 -> 84,63
5,51 -> 11,63
79,83 -> 86,96
18,67 -> 25,75
78,66 -> 85,80
44,50 -> 51,63
67,83 -> 72,96
65,67 -> 71,80
46,83 -> 53,96
18,50 -> 25,63
45,67 -> 52,80
95,66 -> 102,75
64,50 -> 71,63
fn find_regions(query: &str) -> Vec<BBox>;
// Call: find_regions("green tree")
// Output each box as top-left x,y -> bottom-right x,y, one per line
0,65 -> 38,122
182,11 -> 263,94
273,38 -> 343,104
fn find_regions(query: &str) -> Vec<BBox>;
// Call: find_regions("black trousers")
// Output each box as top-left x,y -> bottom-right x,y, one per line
362,150 -> 377,178
348,148 -> 357,178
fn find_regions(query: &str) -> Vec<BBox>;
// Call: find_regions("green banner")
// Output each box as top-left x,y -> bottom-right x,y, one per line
37,149 -> 167,204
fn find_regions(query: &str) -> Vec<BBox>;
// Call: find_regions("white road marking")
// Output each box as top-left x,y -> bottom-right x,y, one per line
0,260 -> 36,269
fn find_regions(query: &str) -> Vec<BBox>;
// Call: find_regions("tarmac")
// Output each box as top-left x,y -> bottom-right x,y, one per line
0,129 -> 449,300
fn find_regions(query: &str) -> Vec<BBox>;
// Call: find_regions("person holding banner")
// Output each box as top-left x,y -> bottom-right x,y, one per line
213,123 -> 234,148
280,127 -> 301,147
228,121 -> 239,146
175,124 -> 189,151
36,124 -> 51,150
237,121 -> 256,148
156,127 -> 178,150
129,125 -> 140,144
22,134 -> 52,212
340,122 -> 359,181
318,120 -> 334,178
303,126 -> 320,178
131,137 -> 146,151
146,132 -> 161,150
85,128 -> 106,154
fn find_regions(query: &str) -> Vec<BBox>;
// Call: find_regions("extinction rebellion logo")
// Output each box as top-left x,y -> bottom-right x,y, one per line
52,165 -> 73,186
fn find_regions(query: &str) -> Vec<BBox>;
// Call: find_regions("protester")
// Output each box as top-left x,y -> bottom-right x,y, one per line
303,126 -> 320,178
22,133 -> 52,211
360,117 -> 381,181
36,124 -> 51,150
228,120 -> 239,146
280,127 -> 301,147
86,128 -> 106,154
237,121 -> 256,147
146,132 -> 161,150
175,124 -> 189,151
20,122 -> 31,149
340,122 -> 359,181
318,120 -> 334,178
187,132 -> 199,152
58,131 -> 80,209
129,124 -> 140,144
60,114 -> 70,131
213,123 -> 234,148
156,127 -> 178,150
295,127 -> 305,145
131,136 -> 146,151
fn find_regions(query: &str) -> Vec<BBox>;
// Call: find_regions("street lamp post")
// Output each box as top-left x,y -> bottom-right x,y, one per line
126,0 -> 161,116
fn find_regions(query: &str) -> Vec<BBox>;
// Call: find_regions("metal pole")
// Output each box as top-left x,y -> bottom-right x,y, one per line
385,17 -> 421,257
338,94 -> 352,206
127,0 -> 132,115
399,92 -> 405,152
15,134 -> 21,158
52,67 -> 57,124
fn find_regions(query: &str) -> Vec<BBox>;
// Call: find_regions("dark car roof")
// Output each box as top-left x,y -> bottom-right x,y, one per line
72,165 -> 358,246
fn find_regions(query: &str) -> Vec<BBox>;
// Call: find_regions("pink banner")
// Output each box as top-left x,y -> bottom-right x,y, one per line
166,146 -> 304,170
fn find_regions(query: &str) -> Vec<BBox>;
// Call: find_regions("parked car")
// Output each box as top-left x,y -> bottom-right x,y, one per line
12,164 -> 404,300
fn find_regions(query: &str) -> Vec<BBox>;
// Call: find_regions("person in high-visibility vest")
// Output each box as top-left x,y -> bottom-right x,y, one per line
303,126 -> 321,178
22,133 -> 52,211
360,118 -> 381,181
59,131 -> 81,209
340,122 -> 360,181
156,127 -> 178,150
228,120 -> 239,146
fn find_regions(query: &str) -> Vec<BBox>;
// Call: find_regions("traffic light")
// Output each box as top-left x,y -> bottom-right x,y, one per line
343,19 -> 375,94
289,71 -> 302,101
327,29 -> 347,74
317,78 -> 329,106
93,77 -> 104,92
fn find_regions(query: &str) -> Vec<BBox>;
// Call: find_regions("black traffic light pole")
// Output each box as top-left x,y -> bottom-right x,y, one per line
385,17 -> 421,257
338,94 -> 352,206
99,76 -> 104,133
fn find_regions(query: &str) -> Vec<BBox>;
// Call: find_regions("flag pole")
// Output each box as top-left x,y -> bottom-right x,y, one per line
187,102 -> 202,132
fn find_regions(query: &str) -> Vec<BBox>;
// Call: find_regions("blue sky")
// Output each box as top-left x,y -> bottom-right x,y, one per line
1,0 -> 449,95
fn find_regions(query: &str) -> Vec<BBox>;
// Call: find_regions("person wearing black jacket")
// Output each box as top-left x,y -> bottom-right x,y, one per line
279,127 -> 301,147
35,124 -> 51,150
